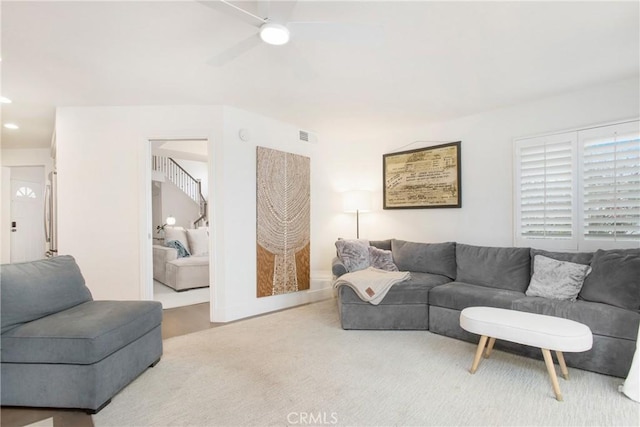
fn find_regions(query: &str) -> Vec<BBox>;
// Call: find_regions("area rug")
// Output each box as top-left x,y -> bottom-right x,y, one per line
94,299 -> 638,426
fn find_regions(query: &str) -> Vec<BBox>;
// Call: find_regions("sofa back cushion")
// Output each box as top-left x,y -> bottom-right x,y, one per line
456,244 -> 531,292
370,239 -> 392,251
391,239 -> 456,279
1,255 -> 93,334
579,249 -> 640,311
186,228 -> 209,256
164,227 -> 190,253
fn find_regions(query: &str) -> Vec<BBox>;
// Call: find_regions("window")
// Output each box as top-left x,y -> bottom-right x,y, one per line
514,120 -> 639,251
16,186 -> 37,199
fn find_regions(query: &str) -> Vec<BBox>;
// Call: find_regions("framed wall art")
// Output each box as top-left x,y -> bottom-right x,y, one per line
383,141 -> 461,209
256,146 -> 310,297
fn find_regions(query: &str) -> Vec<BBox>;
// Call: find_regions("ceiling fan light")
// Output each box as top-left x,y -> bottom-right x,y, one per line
259,23 -> 290,46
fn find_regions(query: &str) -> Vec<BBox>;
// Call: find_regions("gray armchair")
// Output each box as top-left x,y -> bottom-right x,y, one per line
0,256 -> 163,413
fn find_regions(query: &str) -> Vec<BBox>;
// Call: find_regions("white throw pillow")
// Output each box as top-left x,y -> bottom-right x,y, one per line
526,255 -> 592,301
186,228 -> 209,256
164,227 -> 190,253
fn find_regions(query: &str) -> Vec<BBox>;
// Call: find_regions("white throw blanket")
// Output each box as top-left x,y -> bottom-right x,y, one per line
334,267 -> 411,305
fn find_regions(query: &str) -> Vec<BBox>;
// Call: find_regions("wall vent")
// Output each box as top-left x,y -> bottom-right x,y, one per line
299,130 -> 318,144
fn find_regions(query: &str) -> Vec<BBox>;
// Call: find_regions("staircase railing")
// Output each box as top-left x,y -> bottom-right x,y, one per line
152,156 -> 207,227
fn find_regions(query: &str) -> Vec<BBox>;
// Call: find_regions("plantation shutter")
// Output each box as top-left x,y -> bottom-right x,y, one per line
579,122 -> 640,248
515,132 -> 576,249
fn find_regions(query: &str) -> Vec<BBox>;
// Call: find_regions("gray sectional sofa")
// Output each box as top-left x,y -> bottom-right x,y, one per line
333,239 -> 640,379
1,256 -> 163,413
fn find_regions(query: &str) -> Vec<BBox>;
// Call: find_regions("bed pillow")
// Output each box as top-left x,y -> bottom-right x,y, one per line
525,255 -> 592,301
369,246 -> 399,271
335,239 -> 370,272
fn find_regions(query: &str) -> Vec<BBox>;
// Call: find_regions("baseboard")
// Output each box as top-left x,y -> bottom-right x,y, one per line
211,272 -> 335,322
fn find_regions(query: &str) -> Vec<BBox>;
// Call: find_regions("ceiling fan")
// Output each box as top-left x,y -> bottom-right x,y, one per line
198,0 -> 383,66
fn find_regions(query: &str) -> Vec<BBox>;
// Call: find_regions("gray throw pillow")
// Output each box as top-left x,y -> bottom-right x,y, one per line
530,248 -> 593,276
580,248 -> 640,311
335,239 -> 370,272
369,246 -> 399,272
526,255 -> 592,301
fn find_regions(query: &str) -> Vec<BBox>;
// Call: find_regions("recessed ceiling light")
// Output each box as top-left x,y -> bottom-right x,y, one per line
4,123 -> 19,130
0,96 -> 12,104
259,23 -> 290,46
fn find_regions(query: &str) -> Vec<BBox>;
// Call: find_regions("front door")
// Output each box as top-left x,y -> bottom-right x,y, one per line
10,178 -> 45,262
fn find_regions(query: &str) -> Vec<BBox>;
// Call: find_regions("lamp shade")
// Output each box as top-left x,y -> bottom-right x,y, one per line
343,190 -> 372,213
165,216 -> 176,226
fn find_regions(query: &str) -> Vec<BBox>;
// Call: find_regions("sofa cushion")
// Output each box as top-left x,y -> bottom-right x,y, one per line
429,282 -> 525,311
186,228 -> 209,256
332,257 -> 348,277
525,255 -> 592,301
164,227 -> 190,253
511,297 -> 640,341
530,248 -> 593,275
1,300 -> 162,364
391,239 -> 456,279
456,244 -> 531,292
580,249 -> 640,311
369,246 -> 398,271
0,256 -> 93,334
339,272 -> 451,305
370,239 -> 392,251
335,239 -> 371,272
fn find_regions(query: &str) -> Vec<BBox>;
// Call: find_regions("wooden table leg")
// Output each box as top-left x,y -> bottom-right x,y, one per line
542,348 -> 563,401
470,335 -> 488,374
485,337 -> 496,358
556,351 -> 569,380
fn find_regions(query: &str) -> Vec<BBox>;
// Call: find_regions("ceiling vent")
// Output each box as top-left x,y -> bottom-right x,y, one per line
299,130 -> 318,144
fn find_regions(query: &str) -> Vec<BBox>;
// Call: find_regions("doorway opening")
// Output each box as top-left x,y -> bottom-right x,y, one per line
148,139 -> 211,309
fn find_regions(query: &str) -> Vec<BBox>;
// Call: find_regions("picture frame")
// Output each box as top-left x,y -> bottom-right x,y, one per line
383,141 -> 461,209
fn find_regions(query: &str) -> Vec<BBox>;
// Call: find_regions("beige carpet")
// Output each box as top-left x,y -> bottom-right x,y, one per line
94,299 -> 639,426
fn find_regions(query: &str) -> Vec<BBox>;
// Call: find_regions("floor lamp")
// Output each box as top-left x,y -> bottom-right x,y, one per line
343,190 -> 372,239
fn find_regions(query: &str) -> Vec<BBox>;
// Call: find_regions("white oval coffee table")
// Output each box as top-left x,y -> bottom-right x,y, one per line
460,306 -> 593,401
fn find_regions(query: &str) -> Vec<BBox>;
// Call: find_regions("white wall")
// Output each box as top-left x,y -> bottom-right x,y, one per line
0,148 -> 54,262
159,179 -> 200,229
56,106 -> 223,301
54,77 -> 638,321
311,77 -> 640,267
55,105 -> 333,321
211,106 -> 330,321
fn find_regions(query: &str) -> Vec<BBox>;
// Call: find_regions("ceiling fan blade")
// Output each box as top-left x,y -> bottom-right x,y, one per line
197,0 -> 265,28
287,22 -> 385,45
257,0 -> 270,20
207,34 -> 262,66
268,1 -> 298,24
